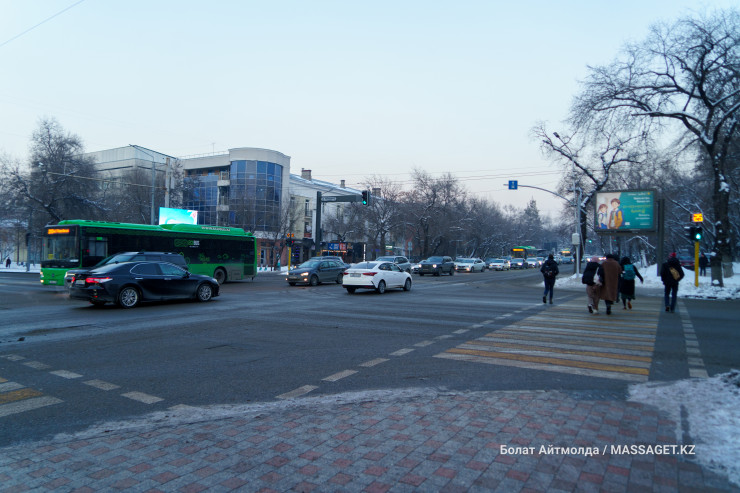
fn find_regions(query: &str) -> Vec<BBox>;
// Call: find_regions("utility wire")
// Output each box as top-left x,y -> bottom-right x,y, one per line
0,0 -> 86,49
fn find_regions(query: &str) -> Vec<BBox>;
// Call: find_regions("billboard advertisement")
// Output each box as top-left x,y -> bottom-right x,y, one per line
158,207 -> 198,225
594,190 -> 655,232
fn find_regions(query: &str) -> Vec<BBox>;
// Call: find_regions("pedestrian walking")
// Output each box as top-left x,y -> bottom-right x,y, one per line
699,253 -> 708,276
619,256 -> 644,309
660,252 -> 685,312
5,257 -> 10,268
597,253 -> 622,315
540,254 -> 559,304
582,256 -> 602,314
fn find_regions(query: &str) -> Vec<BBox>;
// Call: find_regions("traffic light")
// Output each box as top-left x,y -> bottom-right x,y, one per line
693,227 -> 702,241
686,226 -> 696,241
361,190 -> 369,205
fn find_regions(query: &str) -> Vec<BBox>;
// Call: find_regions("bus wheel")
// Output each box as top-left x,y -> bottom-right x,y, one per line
213,268 -> 227,285
118,287 -> 140,309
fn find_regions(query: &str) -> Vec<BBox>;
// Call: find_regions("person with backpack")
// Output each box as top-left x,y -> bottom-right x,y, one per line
540,254 -> 559,304
582,256 -> 602,313
660,252 -> 685,313
619,256 -> 644,309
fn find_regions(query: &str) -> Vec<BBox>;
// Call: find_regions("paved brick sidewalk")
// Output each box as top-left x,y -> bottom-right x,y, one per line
0,388 -> 737,492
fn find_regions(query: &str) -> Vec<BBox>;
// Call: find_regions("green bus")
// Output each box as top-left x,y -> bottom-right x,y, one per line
40,220 -> 257,286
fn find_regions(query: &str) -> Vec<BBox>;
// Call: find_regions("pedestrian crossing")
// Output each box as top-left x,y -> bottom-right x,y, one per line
435,299 -> 659,382
0,377 -> 62,418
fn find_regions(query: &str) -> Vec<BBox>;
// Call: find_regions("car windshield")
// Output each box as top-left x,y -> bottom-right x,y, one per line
458,259 -> 473,263
492,259 -> 503,263
299,260 -> 321,269
352,262 -> 378,270
375,257 -> 394,261
90,263 -> 127,274
426,257 -> 444,262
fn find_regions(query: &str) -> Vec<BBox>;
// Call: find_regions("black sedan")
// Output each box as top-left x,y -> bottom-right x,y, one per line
69,261 -> 219,308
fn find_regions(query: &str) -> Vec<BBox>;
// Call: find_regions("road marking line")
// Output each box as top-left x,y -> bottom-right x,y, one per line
435,335 -> 453,340
462,340 -> 653,363
454,329 -> 469,334
436,352 -> 647,382
277,385 -> 318,400
414,341 -> 434,347
359,358 -> 388,367
121,392 -> 164,404
0,382 -> 24,392
23,361 -> 51,370
0,377 -> 6,383
83,379 -> 120,391
0,396 -> 63,418
1,355 -> 25,361
390,348 -> 414,356
50,370 -> 83,379
444,347 -> 650,375
323,370 -> 358,382
0,388 -> 44,404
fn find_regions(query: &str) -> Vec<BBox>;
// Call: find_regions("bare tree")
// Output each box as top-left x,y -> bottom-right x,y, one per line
571,8 -> 740,275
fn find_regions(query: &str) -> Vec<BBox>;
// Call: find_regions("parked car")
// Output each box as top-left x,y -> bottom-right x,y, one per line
343,261 -> 412,294
486,258 -> 510,271
68,261 -> 218,308
286,258 -> 347,286
309,256 -> 350,269
374,255 -> 412,273
64,252 -> 188,288
418,256 -> 455,276
678,254 -> 695,271
454,258 -> 486,272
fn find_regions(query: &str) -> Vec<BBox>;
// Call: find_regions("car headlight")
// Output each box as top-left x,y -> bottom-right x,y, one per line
301,272 -> 308,276
432,264 -> 438,268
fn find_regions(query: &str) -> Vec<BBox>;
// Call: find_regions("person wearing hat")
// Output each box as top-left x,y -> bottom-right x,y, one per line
540,253 -> 559,304
660,252 -> 685,312
581,256 -> 602,313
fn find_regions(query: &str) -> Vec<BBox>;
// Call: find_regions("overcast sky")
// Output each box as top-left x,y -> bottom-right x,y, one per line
1,1 -> 734,214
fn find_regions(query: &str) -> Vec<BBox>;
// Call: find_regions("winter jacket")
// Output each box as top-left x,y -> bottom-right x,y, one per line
597,257 -> 622,302
581,261 -> 600,286
540,259 -> 559,279
660,258 -> 685,286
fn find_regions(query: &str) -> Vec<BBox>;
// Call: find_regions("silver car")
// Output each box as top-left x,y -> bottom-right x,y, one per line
374,256 -> 412,273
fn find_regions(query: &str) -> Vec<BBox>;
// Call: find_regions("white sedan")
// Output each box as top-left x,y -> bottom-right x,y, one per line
343,261 -> 412,294
454,258 -> 486,272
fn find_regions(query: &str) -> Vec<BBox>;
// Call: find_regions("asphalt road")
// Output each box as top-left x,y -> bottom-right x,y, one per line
1,268 -> 738,447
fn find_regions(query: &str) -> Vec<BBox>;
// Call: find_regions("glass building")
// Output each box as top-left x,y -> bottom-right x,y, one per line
182,148 -> 289,233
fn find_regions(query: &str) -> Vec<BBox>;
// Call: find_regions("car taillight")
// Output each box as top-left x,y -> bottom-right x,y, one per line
362,272 -> 377,276
343,272 -> 349,275
86,277 -> 112,284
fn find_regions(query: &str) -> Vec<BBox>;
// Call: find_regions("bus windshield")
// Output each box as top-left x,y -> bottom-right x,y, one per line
42,227 -> 79,266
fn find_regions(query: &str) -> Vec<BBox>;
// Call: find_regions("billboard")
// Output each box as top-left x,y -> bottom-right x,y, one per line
158,207 -> 198,225
594,190 -> 655,232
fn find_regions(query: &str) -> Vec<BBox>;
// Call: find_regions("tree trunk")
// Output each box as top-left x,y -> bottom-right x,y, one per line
713,161 -> 734,277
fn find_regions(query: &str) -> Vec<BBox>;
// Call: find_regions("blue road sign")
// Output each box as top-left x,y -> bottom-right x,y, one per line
508,180 -> 518,190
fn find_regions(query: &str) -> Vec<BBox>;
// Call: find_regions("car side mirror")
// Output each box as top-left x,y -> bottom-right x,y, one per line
184,272 -> 191,278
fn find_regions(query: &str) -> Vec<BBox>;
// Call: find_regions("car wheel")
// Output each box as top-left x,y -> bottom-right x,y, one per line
288,282 -> 296,286
376,280 -> 386,294
196,283 -> 213,302
90,300 -> 106,307
346,287 -> 356,294
336,274 -> 343,284
213,268 -> 227,285
403,278 -> 412,291
309,275 -> 319,286
117,286 -> 139,309
449,268 -> 454,276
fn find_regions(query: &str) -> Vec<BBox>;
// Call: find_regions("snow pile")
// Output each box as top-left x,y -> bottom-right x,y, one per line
630,371 -> 740,486
556,262 -> 740,300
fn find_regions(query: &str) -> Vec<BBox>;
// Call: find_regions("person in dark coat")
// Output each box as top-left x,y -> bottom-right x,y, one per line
582,256 -> 602,314
540,254 -> 559,304
698,253 -> 708,276
619,256 -> 644,309
597,254 -> 622,315
660,252 -> 685,312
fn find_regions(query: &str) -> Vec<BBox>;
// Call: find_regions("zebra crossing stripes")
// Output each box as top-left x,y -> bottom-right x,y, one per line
435,300 -> 659,382
0,380 -> 62,417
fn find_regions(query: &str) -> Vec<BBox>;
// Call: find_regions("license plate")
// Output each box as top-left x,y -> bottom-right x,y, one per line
74,279 -> 85,286
350,273 -> 361,277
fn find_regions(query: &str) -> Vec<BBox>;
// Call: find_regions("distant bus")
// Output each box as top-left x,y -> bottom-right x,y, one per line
511,246 -> 536,260
560,249 -> 574,264
40,220 -> 257,286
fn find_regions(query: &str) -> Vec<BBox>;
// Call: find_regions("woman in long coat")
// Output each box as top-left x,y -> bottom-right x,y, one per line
597,254 -> 622,315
